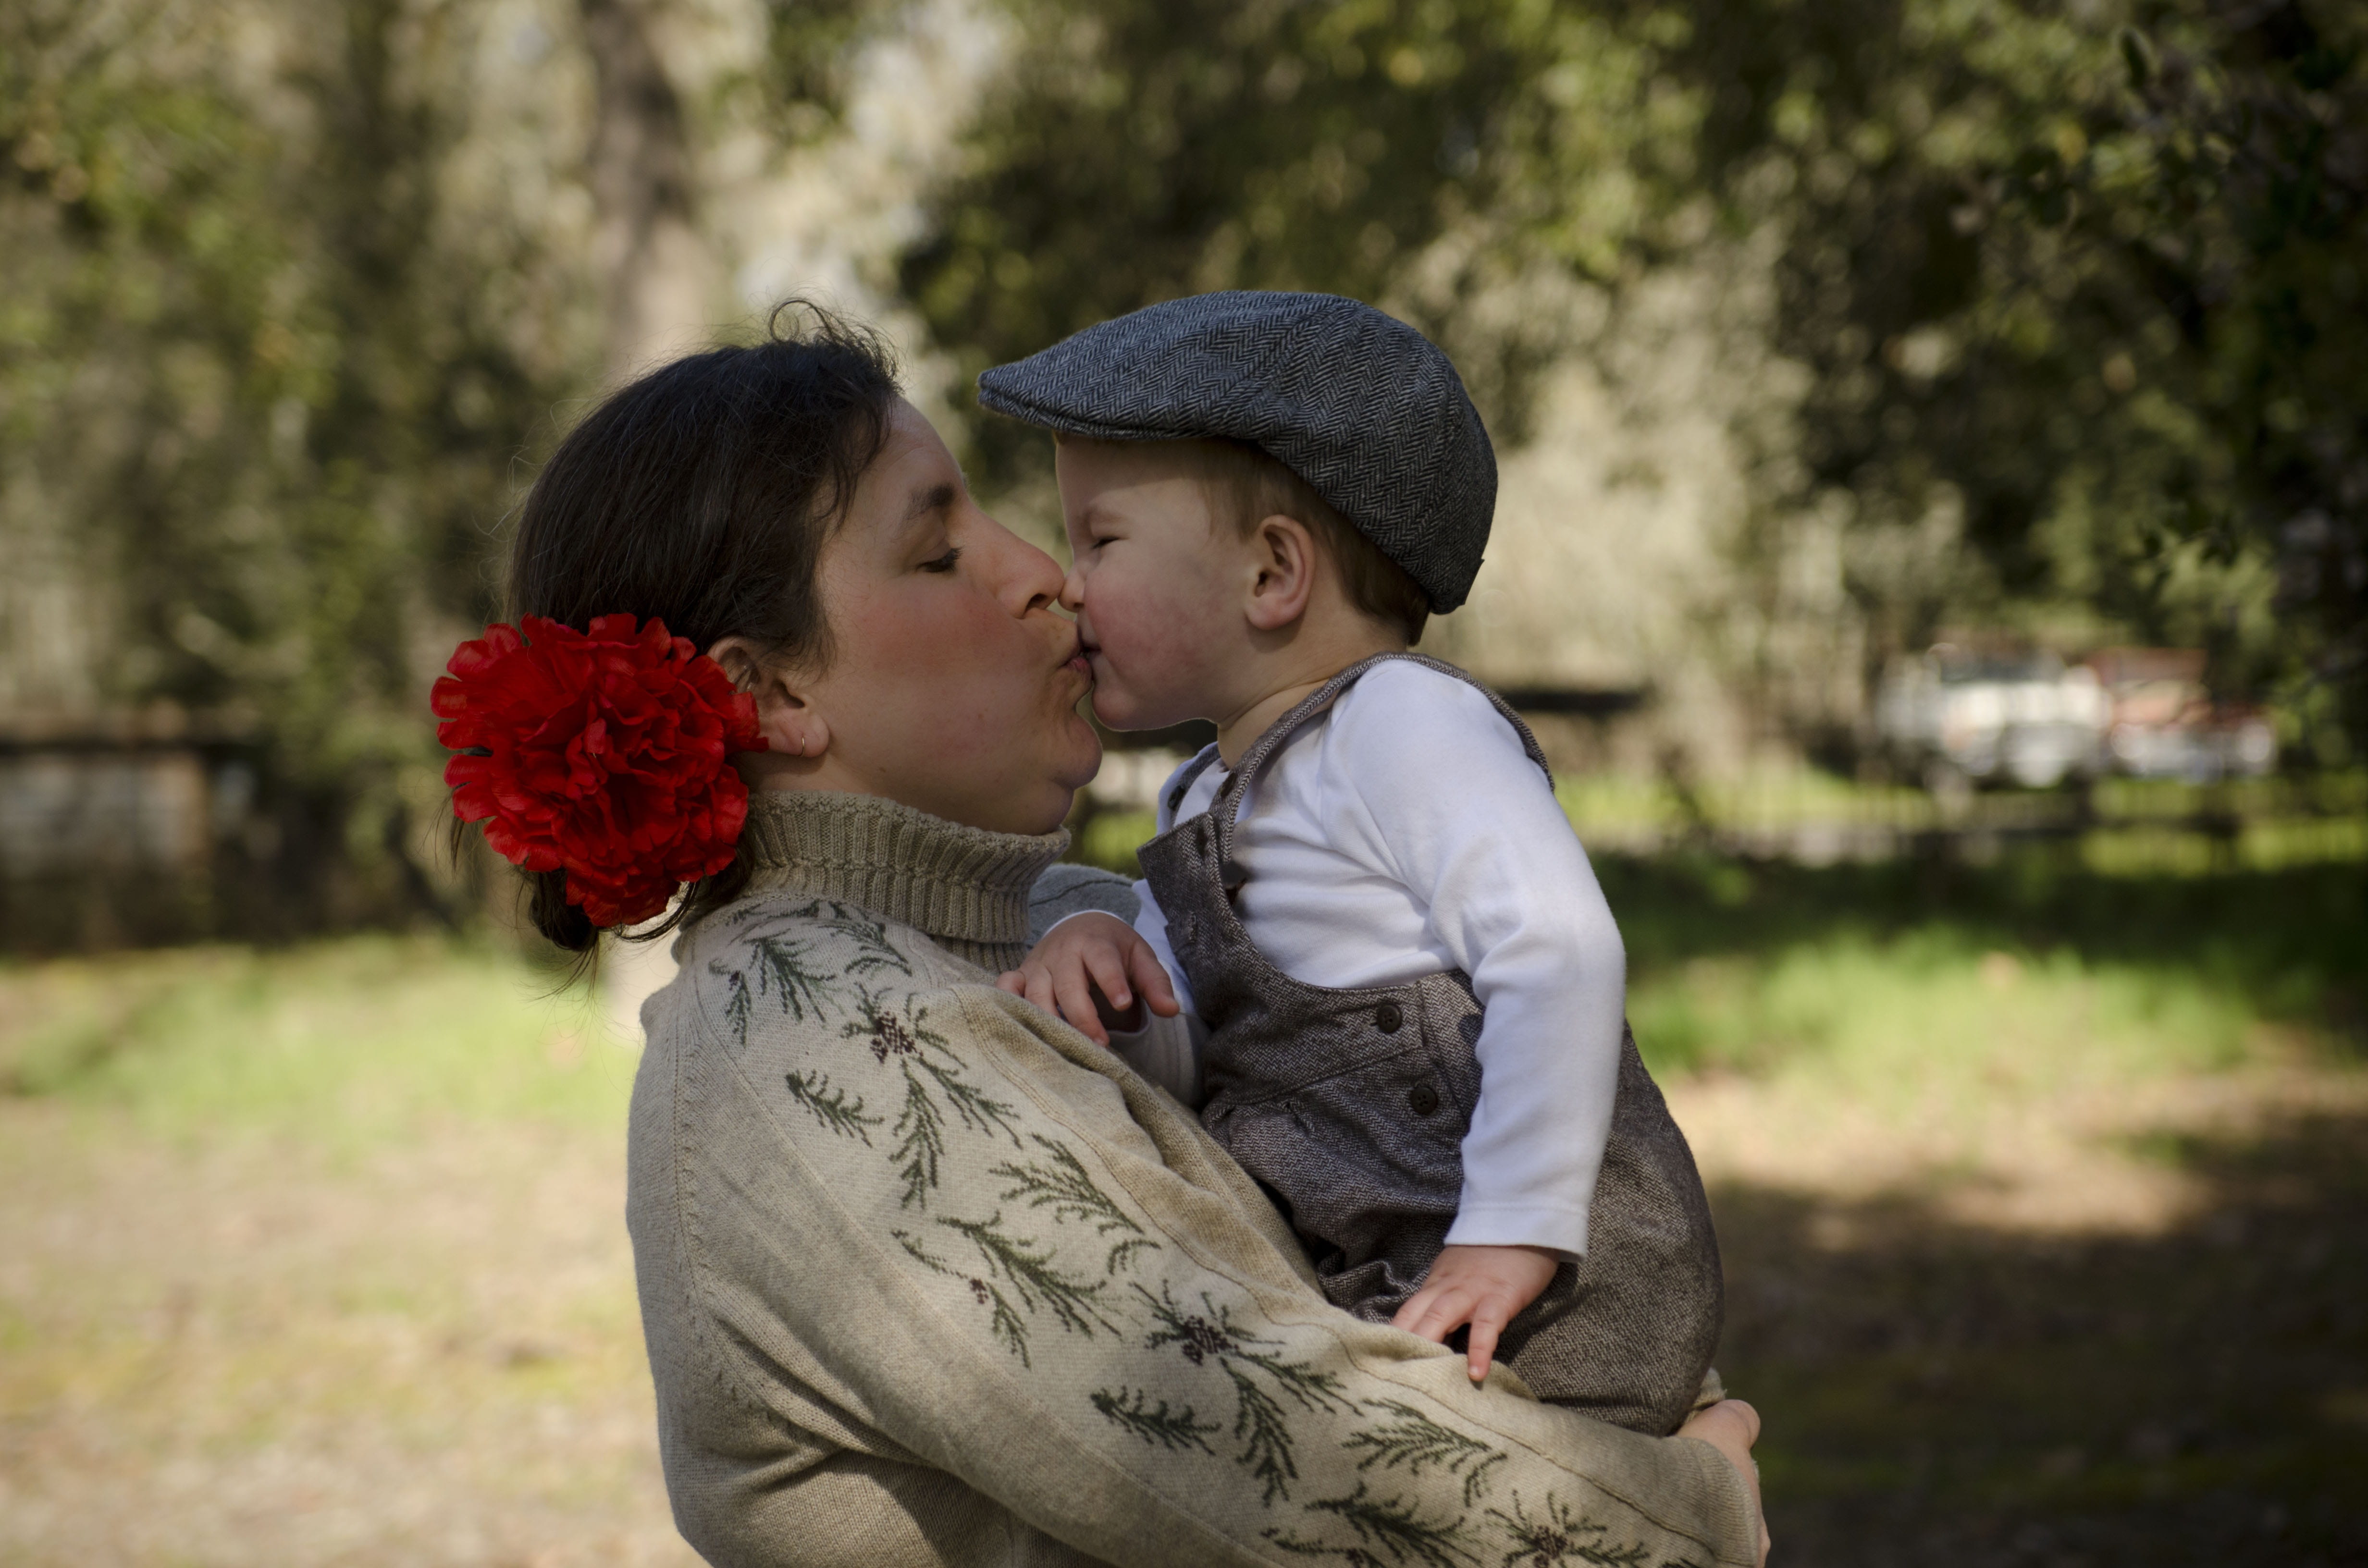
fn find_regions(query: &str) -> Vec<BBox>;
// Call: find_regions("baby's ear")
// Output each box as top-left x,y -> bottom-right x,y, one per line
1242,513 -> 1319,632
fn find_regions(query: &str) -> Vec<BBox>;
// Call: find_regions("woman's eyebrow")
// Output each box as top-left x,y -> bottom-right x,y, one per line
901,481 -> 959,526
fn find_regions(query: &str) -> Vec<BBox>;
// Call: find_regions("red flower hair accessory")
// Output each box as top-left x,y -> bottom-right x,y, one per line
432,614 -> 768,928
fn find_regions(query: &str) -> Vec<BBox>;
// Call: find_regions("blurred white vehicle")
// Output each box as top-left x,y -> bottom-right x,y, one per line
1876,646 -> 2110,790
2089,648 -> 2277,782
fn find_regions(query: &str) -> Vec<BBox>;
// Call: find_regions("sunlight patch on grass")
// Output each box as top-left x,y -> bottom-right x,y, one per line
0,936 -> 622,1152
1630,931 -> 2259,1092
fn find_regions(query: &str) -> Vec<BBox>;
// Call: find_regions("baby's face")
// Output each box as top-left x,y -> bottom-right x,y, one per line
1055,439 -> 1254,732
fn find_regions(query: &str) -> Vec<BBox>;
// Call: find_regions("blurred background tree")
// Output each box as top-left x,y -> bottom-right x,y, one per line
1,0 -> 599,928
0,0 -> 2359,943
901,0 -> 2365,752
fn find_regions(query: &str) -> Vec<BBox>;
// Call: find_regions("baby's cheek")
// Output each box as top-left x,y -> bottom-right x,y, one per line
1102,588 -> 1212,675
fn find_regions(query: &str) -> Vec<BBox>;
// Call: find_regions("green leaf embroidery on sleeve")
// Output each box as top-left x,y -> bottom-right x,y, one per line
892,1228 -> 1031,1363
1261,1481 -> 1478,1568
842,986 -> 952,1064
895,1210 -> 1122,1367
848,987 -> 1020,1209
1089,1387 -> 1220,1453
1134,1282 -> 1351,1505
889,1058 -> 950,1209
799,901 -> 914,978
748,933 -> 842,1023
783,1071 -> 882,1145
1484,1494 -> 1665,1567
1225,1362 -> 1312,1506
709,962 -> 752,1050
937,1209 -> 1123,1340
990,1135 -> 1160,1275
1346,1400 -> 1507,1507
887,1053 -> 1025,1209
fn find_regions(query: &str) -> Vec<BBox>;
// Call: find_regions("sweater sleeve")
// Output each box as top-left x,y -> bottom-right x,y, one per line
634,915 -> 1753,1568
1322,664 -> 1627,1257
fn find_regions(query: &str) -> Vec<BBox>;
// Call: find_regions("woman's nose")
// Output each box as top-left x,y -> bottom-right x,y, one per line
980,511 -> 1067,616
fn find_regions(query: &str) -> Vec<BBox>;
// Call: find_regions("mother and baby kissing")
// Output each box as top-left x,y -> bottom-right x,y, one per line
435,292 -> 1770,1567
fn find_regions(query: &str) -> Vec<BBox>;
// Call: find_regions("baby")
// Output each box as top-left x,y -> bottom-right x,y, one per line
982,292 -> 1722,1435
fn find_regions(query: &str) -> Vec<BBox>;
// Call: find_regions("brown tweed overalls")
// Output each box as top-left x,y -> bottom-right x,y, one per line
1135,654 -> 1724,1435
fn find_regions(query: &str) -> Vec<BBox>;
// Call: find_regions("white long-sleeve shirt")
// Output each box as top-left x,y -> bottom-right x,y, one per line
1131,659 -> 1627,1259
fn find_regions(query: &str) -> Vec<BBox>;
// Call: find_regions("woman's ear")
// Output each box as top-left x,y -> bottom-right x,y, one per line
1242,514 -> 1319,633
708,636 -> 832,761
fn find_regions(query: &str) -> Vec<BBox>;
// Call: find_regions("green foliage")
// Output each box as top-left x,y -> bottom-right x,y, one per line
752,0 -> 905,139
900,0 -> 1690,488
910,0 -> 2367,742
0,0 -> 596,921
1661,0 -> 2367,722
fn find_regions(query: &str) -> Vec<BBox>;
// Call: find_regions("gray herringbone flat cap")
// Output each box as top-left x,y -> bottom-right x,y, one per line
976,291 -> 1494,612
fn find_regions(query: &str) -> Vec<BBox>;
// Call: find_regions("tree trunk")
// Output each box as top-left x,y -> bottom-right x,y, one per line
578,0 -> 714,381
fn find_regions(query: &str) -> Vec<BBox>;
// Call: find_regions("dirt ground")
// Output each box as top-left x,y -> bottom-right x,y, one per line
0,1100 -> 699,1568
1688,1069 -> 2368,1567
2,975 -> 2363,1566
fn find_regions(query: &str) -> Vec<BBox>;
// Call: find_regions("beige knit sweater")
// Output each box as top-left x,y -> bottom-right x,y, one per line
627,789 -> 1756,1567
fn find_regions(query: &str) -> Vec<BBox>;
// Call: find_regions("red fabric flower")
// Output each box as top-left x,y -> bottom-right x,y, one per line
432,614 -> 767,928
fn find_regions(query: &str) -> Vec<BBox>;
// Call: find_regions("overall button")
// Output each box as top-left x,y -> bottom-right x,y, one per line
1407,1083 -> 1441,1116
1374,1001 -> 1404,1034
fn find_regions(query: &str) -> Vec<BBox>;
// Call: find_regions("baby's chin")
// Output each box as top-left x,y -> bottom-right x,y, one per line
1087,663 -> 1201,735
1089,686 -> 1168,734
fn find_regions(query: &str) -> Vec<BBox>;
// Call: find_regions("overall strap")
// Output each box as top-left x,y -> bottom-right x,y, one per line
1162,744 -> 1226,820
1209,652 -> 1552,879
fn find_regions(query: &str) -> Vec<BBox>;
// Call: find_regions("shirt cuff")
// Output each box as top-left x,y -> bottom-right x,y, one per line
1104,1010 -> 1207,1110
1442,1200 -> 1591,1261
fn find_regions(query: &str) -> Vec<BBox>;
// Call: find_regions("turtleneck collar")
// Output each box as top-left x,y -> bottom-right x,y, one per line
734,790 -> 1070,972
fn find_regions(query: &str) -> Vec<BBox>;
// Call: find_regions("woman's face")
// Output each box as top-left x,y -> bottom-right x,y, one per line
740,398 -> 1099,835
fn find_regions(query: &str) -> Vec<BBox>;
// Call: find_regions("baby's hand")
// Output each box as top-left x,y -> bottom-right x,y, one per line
996,912 -> 1181,1046
1390,1244 -> 1561,1383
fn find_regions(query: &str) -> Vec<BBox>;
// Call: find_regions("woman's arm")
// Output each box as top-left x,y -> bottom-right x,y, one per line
637,910 -> 1759,1568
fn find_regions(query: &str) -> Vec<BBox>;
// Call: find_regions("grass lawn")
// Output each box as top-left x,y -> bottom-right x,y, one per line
0,848 -> 2362,1566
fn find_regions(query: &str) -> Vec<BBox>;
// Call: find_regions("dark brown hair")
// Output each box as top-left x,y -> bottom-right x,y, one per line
497,302 -> 900,954
1150,437 -> 1431,644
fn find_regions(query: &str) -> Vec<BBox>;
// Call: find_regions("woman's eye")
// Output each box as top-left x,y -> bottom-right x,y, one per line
921,546 -> 963,574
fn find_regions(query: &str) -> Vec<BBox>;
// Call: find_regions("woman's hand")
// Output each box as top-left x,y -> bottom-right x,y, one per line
1389,1244 -> 1560,1382
997,912 -> 1181,1045
1677,1399 -> 1770,1568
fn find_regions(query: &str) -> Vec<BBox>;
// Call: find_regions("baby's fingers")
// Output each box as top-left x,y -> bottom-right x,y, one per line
1126,943 -> 1181,1017
1020,965 -> 1065,1024
1465,1299 -> 1512,1382
1080,942 -> 1136,1014
1051,963 -> 1112,1046
995,970 -> 1026,995
1390,1283 -> 1476,1345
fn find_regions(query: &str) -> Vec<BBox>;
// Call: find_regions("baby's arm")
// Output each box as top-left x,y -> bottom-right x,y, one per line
996,913 -> 1180,1045
1327,665 -> 1631,1377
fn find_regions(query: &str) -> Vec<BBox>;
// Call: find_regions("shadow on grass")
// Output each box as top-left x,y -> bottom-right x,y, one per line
1714,1100 -> 2368,1567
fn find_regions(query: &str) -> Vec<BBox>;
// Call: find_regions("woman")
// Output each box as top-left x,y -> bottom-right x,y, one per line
467,309 -> 1768,1566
